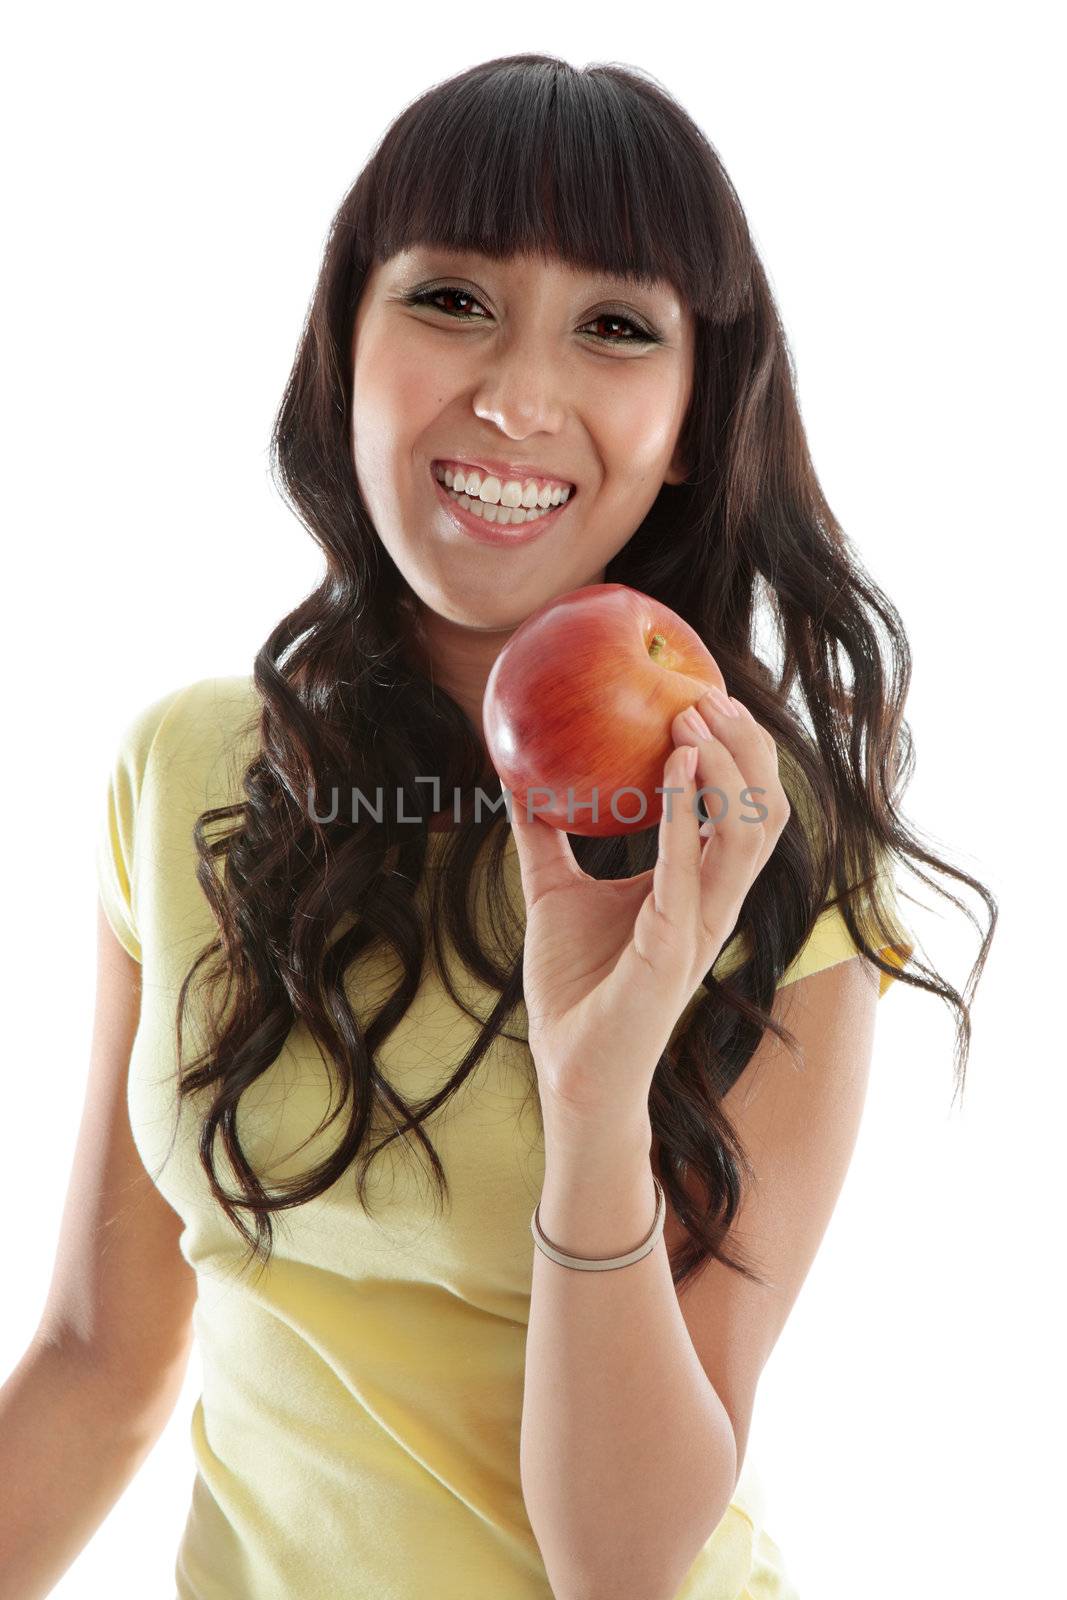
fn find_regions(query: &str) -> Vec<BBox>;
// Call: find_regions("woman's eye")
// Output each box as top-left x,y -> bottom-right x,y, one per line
581,312 -> 648,344
404,286 -> 658,346
409,286 -> 488,320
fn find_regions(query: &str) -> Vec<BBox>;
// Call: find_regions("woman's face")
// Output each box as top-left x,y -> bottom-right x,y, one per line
349,247 -> 695,632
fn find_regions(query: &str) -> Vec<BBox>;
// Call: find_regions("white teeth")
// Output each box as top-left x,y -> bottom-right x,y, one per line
469,494 -> 537,525
435,462 -> 573,507
439,485 -> 554,525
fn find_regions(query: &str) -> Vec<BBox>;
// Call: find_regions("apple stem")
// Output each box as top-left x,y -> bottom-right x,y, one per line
648,632 -> 667,661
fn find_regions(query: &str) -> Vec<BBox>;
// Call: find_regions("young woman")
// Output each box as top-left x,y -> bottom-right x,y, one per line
10,53 -> 993,1600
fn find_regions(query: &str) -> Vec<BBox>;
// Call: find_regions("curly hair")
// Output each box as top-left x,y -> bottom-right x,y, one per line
164,53 -> 996,1293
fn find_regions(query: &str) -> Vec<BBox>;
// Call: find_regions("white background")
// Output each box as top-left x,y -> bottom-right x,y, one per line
2,3 -> 1061,1597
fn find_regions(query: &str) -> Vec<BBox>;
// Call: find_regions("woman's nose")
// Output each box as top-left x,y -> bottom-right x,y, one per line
471,345 -> 568,438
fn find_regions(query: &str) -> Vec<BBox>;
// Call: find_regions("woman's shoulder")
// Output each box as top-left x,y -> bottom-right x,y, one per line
107,673 -> 260,796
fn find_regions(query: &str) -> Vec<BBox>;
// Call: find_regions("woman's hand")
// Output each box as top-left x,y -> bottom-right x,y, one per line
508,687 -> 791,1121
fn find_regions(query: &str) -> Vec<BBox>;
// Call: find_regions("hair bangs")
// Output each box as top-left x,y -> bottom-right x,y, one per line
364,55 -> 751,325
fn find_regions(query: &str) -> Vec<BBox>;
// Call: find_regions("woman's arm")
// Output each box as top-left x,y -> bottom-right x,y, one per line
0,907 -> 197,1599
521,1107 -> 736,1600
0,1336 -> 188,1600
520,953 -> 879,1600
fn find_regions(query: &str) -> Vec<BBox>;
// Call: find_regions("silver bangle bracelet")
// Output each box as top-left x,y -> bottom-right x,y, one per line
530,1176 -> 666,1271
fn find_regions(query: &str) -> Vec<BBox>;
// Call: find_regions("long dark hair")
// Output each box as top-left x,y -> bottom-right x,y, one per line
171,53 -> 996,1291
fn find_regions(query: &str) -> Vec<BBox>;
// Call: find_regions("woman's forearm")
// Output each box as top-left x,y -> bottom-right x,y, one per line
0,1338 -> 181,1599
520,1104 -> 737,1600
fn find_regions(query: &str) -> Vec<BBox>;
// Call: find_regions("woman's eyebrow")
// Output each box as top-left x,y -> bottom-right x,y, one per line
401,247 -> 665,298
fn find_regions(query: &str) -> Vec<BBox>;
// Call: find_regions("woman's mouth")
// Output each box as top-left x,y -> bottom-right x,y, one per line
429,461 -> 577,549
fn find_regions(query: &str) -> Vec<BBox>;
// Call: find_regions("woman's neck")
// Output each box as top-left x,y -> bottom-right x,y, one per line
406,601 -> 516,752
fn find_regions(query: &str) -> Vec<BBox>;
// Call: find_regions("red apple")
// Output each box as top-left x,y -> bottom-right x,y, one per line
482,583 -> 726,838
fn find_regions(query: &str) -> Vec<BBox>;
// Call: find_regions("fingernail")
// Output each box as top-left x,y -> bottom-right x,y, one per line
699,818 -> 715,838
683,707 -> 713,742
704,686 -> 740,719
683,744 -> 698,782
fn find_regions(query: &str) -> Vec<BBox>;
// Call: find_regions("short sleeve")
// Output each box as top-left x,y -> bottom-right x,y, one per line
701,737 -> 916,1004
95,685 -> 189,963
769,747 -> 915,1000
705,855 -> 914,1001
775,875 -> 914,1000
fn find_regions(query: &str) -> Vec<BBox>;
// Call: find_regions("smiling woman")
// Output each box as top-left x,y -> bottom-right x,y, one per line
347,244 -> 694,693
50,48 -> 995,1600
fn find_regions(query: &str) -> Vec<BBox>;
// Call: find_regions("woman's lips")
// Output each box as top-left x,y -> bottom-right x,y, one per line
430,468 -> 574,548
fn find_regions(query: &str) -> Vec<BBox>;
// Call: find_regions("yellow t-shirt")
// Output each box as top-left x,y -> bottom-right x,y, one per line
96,674 -> 912,1600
